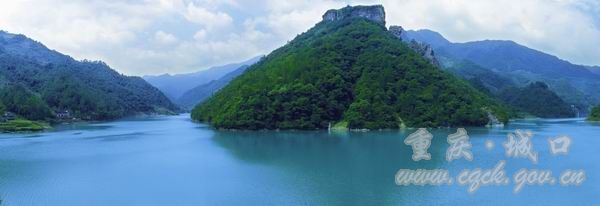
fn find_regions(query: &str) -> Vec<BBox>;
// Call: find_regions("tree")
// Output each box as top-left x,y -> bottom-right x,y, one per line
0,100 -> 5,114
588,106 -> 600,121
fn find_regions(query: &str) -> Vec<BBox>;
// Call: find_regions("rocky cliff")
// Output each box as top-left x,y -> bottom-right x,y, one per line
389,26 -> 439,66
322,5 -> 385,25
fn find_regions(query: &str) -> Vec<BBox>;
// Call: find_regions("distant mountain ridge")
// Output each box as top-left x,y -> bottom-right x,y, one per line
176,64 -> 254,111
0,30 -> 177,120
588,66 -> 600,75
143,56 -> 262,101
403,29 -> 600,111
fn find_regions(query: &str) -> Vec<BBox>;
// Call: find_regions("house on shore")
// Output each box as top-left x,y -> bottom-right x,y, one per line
56,110 -> 72,119
1,112 -> 16,122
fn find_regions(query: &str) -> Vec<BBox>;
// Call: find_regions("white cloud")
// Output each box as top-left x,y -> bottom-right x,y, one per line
193,30 -> 207,41
0,0 -> 598,75
184,2 -> 233,31
154,30 -> 178,45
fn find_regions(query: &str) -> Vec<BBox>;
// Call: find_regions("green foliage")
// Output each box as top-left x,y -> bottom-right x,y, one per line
588,106 -> 600,121
0,100 -> 5,114
0,85 -> 53,120
193,18 -> 509,129
440,57 -> 516,94
40,74 -> 124,119
0,45 -> 178,120
499,82 -> 574,118
0,119 -> 49,132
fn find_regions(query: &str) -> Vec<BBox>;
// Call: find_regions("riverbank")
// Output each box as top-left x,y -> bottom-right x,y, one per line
0,119 -> 51,132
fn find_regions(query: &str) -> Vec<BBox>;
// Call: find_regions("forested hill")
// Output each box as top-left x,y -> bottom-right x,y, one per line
499,82 -> 575,118
403,29 -> 600,111
0,31 -> 178,121
192,5 -> 509,130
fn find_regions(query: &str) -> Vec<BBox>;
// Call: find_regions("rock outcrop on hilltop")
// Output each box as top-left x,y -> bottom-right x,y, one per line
322,5 -> 386,25
389,26 -> 439,66
321,7 -> 438,67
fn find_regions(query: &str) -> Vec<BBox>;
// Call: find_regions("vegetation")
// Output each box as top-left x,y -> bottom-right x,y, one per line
588,106 -> 600,121
499,82 -> 574,118
438,56 -> 516,95
0,31 -> 178,121
406,29 -> 600,110
0,85 -> 53,120
192,18 -> 510,130
0,100 -> 5,114
0,119 -> 50,132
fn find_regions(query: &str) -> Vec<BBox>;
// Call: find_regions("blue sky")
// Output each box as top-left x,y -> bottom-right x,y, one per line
1,0 -> 599,75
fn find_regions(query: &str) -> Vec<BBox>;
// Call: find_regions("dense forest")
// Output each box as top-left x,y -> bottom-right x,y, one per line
433,57 -> 574,118
588,106 -> 600,121
192,11 -> 510,130
498,82 -> 574,118
0,85 -> 53,120
0,31 -> 178,121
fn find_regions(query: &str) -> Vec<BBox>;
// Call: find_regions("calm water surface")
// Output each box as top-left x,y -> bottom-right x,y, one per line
0,114 -> 598,205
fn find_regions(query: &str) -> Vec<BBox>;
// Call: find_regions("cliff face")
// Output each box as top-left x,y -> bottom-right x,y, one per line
389,26 -> 439,66
322,5 -> 385,25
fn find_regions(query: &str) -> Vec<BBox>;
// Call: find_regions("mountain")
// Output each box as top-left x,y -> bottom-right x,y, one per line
439,57 -> 516,94
389,26 -> 516,94
588,66 -> 600,75
403,29 -> 600,111
143,56 -> 262,101
176,64 -> 253,111
499,82 -> 575,118
192,5 -> 509,130
0,30 -> 177,121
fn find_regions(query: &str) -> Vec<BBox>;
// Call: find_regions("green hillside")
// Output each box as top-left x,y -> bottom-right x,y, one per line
499,82 -> 575,118
0,31 -> 178,123
192,6 -> 509,130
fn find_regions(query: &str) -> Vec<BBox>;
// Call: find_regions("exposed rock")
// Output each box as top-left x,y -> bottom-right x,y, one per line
408,40 -> 439,66
322,5 -> 386,25
486,112 -> 504,127
389,25 -> 439,66
389,26 -> 409,41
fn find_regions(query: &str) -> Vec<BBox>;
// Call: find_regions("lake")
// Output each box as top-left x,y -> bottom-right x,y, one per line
0,114 -> 598,205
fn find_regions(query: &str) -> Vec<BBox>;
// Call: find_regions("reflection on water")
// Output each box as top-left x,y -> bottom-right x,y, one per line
0,115 -> 598,205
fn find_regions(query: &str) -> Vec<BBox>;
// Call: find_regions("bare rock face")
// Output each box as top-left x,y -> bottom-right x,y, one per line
389,26 -> 409,41
322,5 -> 386,25
408,40 -> 439,66
389,25 -> 440,66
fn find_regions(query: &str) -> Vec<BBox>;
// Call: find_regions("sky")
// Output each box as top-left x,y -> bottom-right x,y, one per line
0,0 -> 599,76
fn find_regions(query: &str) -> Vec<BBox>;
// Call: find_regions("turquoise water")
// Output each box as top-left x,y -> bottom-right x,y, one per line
0,114 -> 598,205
